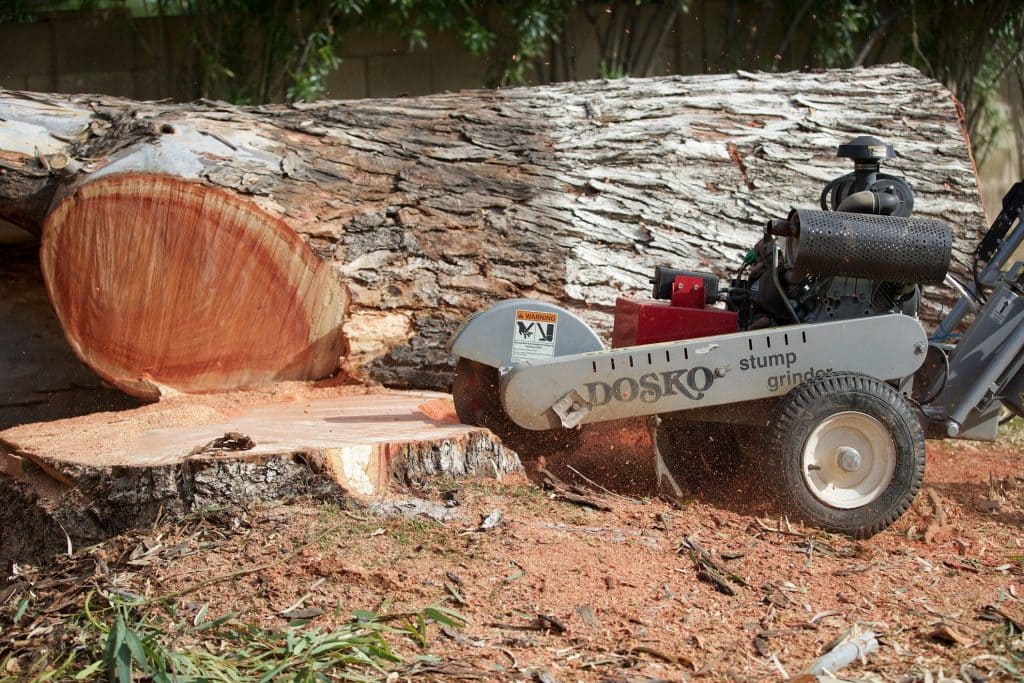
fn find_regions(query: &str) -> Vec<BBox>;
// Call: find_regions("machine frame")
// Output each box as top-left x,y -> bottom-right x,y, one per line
449,137 -> 1024,538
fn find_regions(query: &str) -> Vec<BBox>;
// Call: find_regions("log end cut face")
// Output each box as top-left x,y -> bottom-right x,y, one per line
41,174 -> 347,400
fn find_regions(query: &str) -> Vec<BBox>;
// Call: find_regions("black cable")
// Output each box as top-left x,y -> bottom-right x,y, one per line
972,251 -> 989,304
819,174 -> 852,211
771,247 -> 801,324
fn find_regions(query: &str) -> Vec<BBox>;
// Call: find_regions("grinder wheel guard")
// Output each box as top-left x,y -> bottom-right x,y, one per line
452,358 -> 581,458
786,209 -> 952,283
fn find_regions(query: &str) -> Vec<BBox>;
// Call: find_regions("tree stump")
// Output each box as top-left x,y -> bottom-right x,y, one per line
0,388 -> 522,562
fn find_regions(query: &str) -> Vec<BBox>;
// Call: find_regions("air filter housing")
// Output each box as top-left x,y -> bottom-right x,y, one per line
785,208 -> 952,284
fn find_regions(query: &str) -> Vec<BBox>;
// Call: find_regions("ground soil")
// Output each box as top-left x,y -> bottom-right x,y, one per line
3,420 -> 1023,682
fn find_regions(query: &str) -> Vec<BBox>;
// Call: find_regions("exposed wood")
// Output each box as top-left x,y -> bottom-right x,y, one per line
0,245 -> 141,429
41,174 -> 347,399
0,65 -> 985,395
0,389 -> 522,562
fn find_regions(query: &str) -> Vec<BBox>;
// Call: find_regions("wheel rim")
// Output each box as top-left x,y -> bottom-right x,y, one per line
801,411 -> 896,509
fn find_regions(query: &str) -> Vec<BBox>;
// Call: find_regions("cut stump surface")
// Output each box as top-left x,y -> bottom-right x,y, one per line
0,387 -> 521,562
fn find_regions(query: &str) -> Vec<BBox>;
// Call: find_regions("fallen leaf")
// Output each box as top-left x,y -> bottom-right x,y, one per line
575,604 -> 600,628
930,623 -> 972,646
280,607 -> 324,620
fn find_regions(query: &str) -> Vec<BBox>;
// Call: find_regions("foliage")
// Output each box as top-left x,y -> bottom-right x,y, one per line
978,619 -> 1024,679
9,1 -> 1024,162
0,0 -> 39,22
287,29 -> 343,102
763,1 -> 1021,162
901,0 -> 1024,162
579,1 -> 689,81
0,589 -> 467,683
638,0 -> 1023,161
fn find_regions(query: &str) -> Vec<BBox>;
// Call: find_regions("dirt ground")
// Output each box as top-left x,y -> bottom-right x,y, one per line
3,423 -> 1024,682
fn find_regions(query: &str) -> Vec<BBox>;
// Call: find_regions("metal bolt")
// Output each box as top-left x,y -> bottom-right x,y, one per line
946,420 -> 960,438
714,366 -> 728,377
914,341 -> 927,355
836,446 -> 862,472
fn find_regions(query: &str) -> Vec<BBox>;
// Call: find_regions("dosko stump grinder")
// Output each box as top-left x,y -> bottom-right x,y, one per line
450,136 -> 1024,538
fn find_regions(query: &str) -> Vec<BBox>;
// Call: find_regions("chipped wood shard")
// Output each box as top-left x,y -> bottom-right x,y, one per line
0,64 -> 985,394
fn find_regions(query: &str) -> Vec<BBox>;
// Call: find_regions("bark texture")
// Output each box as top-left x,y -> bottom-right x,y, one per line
0,64 -> 985,393
0,391 -> 522,563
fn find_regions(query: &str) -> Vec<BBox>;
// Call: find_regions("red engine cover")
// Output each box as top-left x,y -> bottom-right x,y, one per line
612,275 -> 738,348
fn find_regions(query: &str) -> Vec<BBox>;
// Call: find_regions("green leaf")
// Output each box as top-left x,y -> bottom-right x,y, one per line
102,614 -> 125,683
352,609 -> 377,622
116,641 -> 132,683
423,605 -> 468,627
13,596 -> 29,624
259,657 -> 295,683
75,660 -> 105,680
194,610 -> 238,632
122,625 -> 149,671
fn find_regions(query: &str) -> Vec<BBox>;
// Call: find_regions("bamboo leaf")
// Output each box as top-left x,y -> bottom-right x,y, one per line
351,609 -> 377,622
74,660 -> 105,680
102,614 -> 125,683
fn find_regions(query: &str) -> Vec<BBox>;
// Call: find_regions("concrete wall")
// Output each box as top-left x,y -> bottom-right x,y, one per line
0,11 -> 182,99
0,8 -> 717,101
0,11 -> 494,101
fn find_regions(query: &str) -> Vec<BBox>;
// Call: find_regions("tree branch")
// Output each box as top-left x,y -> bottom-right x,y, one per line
773,0 -> 814,70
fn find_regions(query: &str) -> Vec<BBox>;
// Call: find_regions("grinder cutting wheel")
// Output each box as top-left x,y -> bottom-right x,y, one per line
450,135 -> 1024,538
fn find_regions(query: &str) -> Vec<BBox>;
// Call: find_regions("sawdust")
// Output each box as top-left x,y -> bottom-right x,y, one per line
416,397 -> 461,424
166,440 -> 1024,679
5,434 -> 1022,681
2,377 -> 1022,679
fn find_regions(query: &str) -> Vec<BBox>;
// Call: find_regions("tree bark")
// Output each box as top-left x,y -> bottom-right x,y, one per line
0,64 -> 985,395
0,391 -> 522,563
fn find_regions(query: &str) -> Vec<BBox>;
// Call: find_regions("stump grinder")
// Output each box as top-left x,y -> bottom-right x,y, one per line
450,136 -> 1024,537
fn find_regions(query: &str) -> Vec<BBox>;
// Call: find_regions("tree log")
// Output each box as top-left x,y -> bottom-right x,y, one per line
41,174 -> 346,398
0,64 -> 985,395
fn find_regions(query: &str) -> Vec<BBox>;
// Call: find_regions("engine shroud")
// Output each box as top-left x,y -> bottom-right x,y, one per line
786,209 -> 951,284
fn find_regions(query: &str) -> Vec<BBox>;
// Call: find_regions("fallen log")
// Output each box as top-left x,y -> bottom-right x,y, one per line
0,64 -> 985,398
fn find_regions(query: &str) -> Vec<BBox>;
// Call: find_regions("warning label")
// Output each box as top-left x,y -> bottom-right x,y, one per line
511,310 -> 558,362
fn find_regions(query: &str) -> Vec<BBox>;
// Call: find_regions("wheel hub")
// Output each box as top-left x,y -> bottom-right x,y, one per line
801,411 -> 896,509
836,446 -> 862,472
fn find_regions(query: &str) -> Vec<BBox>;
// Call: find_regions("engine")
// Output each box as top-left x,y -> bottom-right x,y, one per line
724,137 -> 952,330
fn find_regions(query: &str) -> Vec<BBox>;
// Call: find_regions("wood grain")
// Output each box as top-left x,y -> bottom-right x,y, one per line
0,389 -> 521,562
40,174 -> 347,398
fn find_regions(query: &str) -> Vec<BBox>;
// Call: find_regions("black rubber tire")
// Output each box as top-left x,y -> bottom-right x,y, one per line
451,358 -> 581,459
652,414 -> 763,499
764,372 -> 925,538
